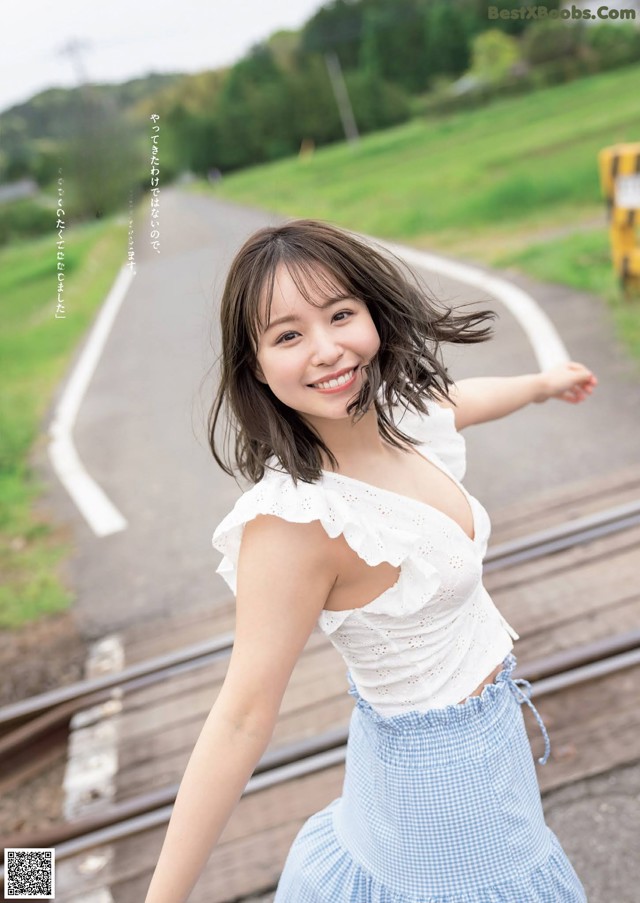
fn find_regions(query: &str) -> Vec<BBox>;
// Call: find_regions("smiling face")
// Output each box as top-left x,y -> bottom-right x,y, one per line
254,262 -> 381,427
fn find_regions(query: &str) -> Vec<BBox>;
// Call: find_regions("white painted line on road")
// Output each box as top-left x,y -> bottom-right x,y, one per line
48,265 -> 134,537
372,237 -> 570,370
47,229 -> 565,538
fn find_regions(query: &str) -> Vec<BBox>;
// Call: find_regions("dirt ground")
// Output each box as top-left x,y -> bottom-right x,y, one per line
0,608 -> 89,709
0,609 -> 89,838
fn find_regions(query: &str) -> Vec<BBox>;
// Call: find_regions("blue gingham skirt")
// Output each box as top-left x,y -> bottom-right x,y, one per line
274,653 -> 587,902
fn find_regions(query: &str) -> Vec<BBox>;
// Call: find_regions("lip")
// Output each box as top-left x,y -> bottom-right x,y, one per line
308,365 -> 359,392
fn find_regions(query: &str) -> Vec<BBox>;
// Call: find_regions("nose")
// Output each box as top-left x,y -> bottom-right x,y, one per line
310,325 -> 343,366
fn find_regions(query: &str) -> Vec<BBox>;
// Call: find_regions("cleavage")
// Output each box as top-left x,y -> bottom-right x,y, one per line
352,447 -> 475,541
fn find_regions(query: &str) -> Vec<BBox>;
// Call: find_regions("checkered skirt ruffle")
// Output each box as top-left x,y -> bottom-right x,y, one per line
274,653 -> 587,902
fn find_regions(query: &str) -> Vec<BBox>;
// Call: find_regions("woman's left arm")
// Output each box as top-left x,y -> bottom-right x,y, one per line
440,361 -> 598,430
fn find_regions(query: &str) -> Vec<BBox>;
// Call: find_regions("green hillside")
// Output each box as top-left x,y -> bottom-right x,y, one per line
197,63 -> 640,363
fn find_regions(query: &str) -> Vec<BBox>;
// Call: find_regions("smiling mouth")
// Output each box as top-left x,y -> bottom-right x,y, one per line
309,367 -> 358,390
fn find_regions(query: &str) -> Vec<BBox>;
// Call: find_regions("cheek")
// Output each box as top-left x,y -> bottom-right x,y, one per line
259,351 -> 303,388
364,320 -> 381,354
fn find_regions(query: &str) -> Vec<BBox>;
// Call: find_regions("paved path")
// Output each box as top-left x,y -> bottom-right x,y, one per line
41,189 -> 640,637
36,189 -> 640,902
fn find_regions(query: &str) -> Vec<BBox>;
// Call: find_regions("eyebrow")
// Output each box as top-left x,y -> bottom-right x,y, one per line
263,294 -> 353,334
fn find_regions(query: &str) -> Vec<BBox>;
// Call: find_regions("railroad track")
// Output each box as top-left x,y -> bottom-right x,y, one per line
1,497 -> 638,894
1,631 -> 639,871
2,498 -> 639,741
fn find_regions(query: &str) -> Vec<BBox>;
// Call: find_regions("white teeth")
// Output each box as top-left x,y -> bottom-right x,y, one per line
312,369 -> 355,390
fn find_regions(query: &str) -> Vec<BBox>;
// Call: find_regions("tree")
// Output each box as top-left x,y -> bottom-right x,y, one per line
303,0 -> 432,93
301,0 -> 365,69
287,54 -> 344,146
470,29 -> 520,84
584,23 -> 640,72
345,69 -> 412,132
61,88 -> 140,219
359,6 -> 385,80
424,2 -> 471,84
267,30 -> 302,74
211,44 -> 299,170
521,19 -> 586,65
471,0 -> 561,36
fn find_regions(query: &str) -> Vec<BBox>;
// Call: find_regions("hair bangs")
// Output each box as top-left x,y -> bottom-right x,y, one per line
253,246 -> 356,350
207,218 -> 498,485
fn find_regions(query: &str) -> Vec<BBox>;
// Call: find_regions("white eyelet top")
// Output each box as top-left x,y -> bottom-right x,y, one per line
212,398 -> 519,716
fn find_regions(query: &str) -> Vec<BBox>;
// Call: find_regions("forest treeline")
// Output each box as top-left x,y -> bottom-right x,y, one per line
155,0 -> 639,175
0,0 -> 639,236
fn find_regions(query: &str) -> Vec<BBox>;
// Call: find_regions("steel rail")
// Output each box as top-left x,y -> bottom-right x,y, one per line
0,631 -> 235,730
2,634 -> 639,866
1,500 -> 638,735
483,499 -> 640,571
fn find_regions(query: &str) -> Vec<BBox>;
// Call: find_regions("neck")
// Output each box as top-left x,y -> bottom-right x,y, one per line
303,407 -> 395,472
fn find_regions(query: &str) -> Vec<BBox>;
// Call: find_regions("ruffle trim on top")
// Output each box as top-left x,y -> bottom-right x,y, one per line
275,799 -> 586,903
318,553 -> 442,634
212,394 -> 468,596
212,467 -> 428,595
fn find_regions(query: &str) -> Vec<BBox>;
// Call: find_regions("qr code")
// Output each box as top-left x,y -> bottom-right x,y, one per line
4,848 -> 55,899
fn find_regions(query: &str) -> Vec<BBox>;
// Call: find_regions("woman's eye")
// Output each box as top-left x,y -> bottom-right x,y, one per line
276,332 -> 298,345
333,310 -> 353,322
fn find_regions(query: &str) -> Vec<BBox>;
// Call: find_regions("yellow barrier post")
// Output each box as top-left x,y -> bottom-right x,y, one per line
598,143 -> 640,296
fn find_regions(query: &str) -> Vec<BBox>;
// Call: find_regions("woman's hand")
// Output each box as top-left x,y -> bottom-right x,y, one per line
535,361 -> 598,404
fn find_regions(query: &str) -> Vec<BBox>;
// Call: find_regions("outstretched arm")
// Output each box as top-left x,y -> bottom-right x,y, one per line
437,361 -> 598,430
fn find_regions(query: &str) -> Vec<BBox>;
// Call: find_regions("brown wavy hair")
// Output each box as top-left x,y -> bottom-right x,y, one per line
207,219 -> 497,485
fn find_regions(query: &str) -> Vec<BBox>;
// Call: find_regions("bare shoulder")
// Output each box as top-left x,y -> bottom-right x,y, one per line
241,513 -> 342,590
215,514 -> 340,733
243,511 -> 338,555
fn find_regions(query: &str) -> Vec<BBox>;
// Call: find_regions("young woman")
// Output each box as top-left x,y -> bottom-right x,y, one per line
145,220 -> 595,902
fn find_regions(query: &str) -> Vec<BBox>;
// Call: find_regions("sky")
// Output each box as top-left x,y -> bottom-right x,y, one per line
0,0 -> 328,114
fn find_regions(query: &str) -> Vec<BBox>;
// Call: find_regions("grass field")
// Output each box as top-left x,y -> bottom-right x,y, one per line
0,219 -> 128,627
4,65 -> 639,629
197,63 -> 640,366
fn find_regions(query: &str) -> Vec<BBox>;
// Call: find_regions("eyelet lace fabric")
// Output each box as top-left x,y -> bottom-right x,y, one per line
212,399 -> 520,716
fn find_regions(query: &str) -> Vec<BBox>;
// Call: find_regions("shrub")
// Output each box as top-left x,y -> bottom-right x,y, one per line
584,23 -> 640,72
0,198 -> 53,247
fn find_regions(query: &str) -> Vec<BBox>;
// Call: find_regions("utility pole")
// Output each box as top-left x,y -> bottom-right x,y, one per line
57,37 -> 92,87
324,52 -> 359,145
